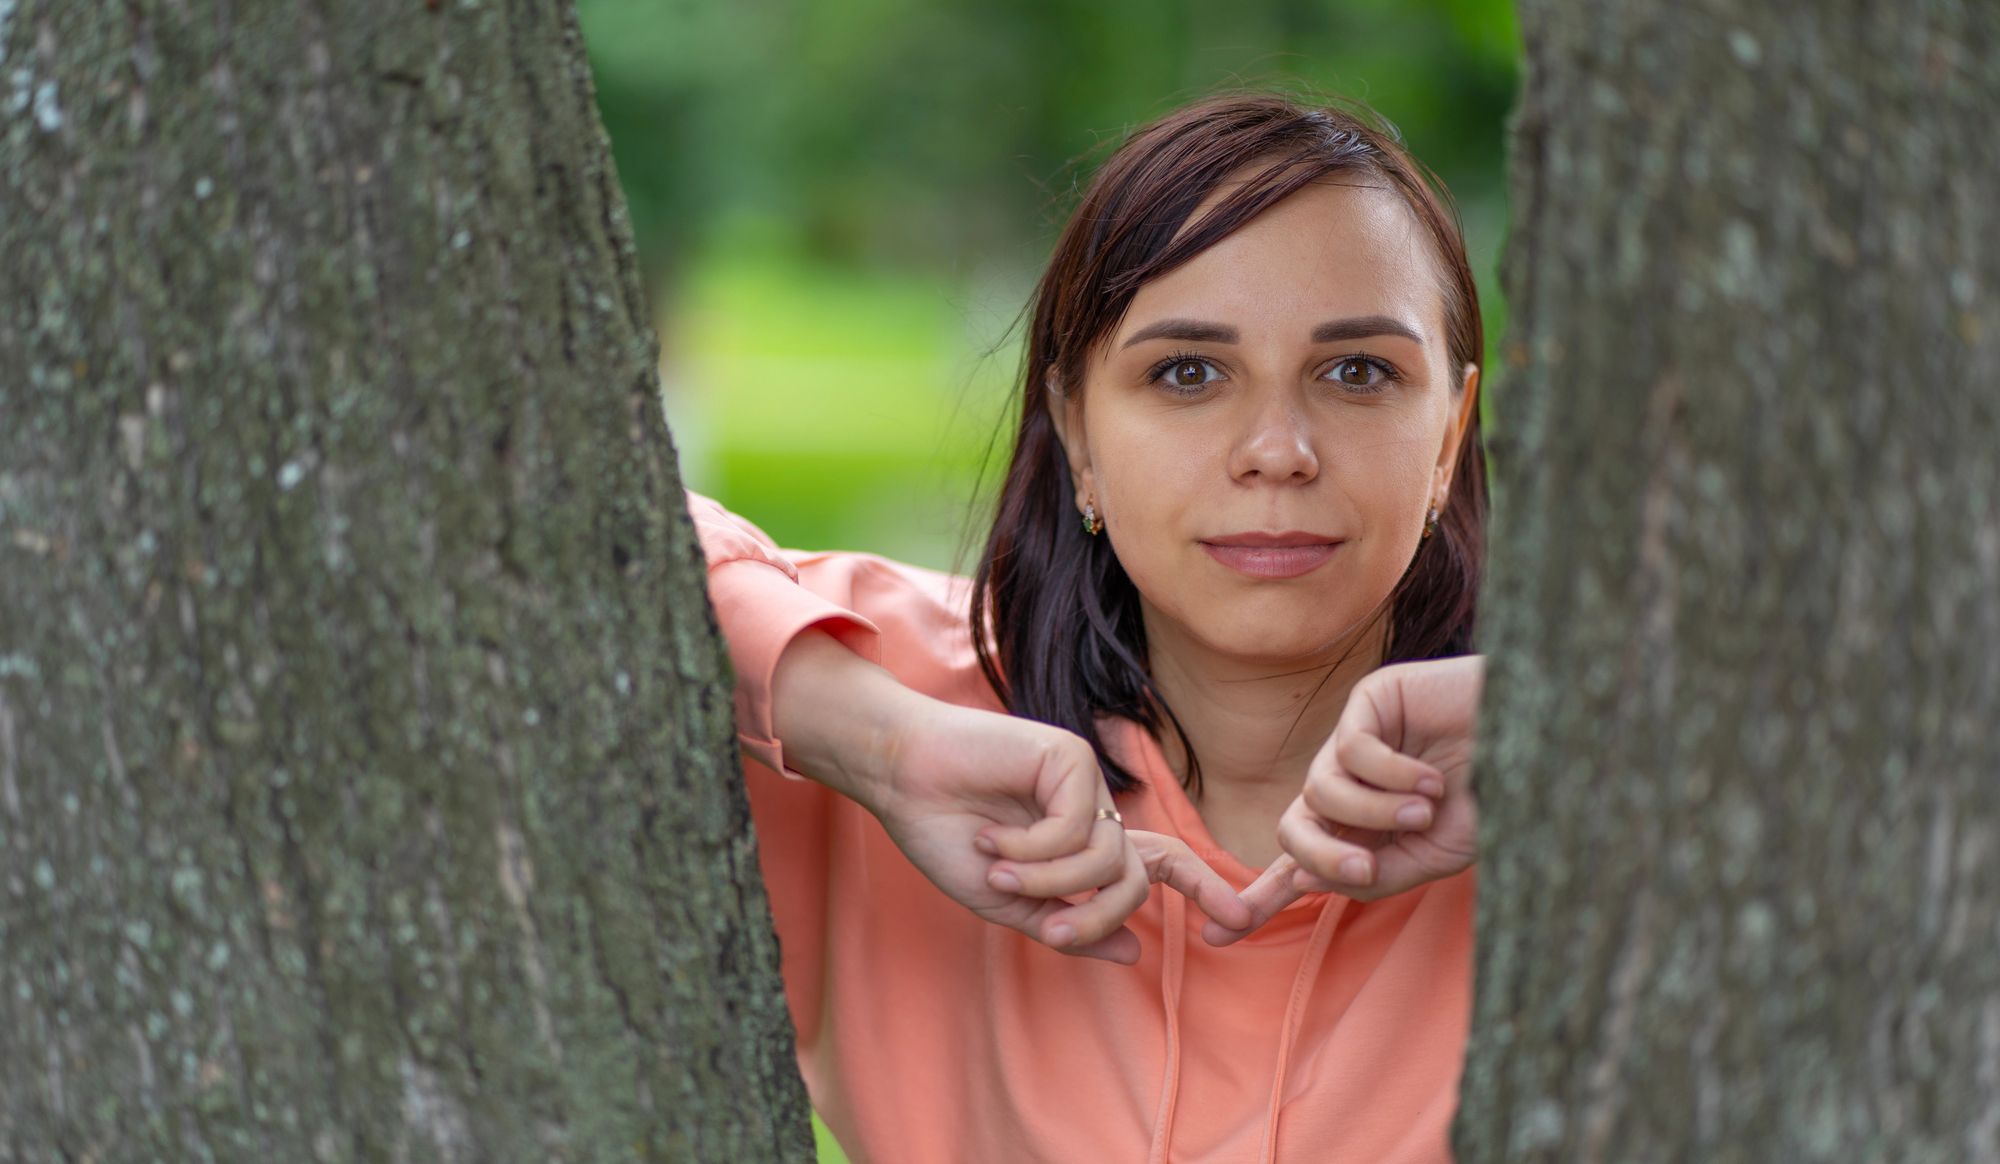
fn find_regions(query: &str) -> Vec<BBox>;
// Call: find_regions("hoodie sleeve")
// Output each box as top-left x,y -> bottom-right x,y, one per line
686,492 -> 883,777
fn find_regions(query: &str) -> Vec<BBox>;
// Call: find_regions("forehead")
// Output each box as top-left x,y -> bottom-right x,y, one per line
1118,178 -> 1447,345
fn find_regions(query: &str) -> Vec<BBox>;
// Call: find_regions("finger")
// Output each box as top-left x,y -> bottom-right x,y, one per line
1202,853 -> 1307,947
1309,841 -> 1431,904
1278,806 -> 1380,891
976,745 -> 1108,862
1336,730 -> 1447,798
987,817 -> 1126,899
1000,896 -> 1141,964
1034,843 -> 1151,952
1352,845 -> 1429,903
1362,802 -> 1481,901
1301,765 -> 1437,833
1064,926 -> 1141,965
1130,831 -> 1252,932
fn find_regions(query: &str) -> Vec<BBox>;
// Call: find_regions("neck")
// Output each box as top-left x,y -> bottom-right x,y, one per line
1142,605 -> 1387,869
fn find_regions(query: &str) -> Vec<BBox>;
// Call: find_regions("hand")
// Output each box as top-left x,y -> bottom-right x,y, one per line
773,630 -> 1250,964
982,825 -> 1253,965
1204,655 -> 1483,946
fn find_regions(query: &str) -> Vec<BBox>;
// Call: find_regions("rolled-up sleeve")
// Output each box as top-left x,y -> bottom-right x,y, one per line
687,493 -> 881,776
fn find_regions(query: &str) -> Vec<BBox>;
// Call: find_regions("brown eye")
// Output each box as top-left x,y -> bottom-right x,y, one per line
1151,355 -> 1224,392
1328,357 -> 1389,390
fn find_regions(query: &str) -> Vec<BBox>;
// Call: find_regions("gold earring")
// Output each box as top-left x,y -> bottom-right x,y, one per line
1422,505 -> 1439,539
1082,497 -> 1103,536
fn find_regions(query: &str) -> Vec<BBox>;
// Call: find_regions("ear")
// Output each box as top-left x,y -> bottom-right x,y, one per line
1432,362 -> 1481,505
1044,368 -> 1097,516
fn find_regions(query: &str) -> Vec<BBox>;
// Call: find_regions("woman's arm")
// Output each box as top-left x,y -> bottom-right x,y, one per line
688,493 -> 1248,960
773,628 -> 1251,964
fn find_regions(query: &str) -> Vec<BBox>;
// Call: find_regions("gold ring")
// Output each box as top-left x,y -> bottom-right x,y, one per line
1094,808 -> 1123,825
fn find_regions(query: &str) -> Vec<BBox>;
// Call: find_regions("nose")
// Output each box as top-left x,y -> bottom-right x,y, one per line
1227,389 -> 1319,484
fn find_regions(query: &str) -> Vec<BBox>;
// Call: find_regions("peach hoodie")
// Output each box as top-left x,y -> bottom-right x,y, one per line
690,494 -> 1473,1164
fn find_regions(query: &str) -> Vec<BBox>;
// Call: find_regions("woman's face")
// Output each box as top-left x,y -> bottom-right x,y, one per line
1055,179 -> 1477,667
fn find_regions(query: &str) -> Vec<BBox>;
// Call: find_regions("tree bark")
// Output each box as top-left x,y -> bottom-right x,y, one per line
0,2 -> 813,1161
1461,1 -> 1999,1160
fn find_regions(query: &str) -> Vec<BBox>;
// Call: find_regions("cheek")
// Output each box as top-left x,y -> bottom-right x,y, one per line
1333,411 -> 1448,588
1306,422 -> 1437,608
1342,432 -> 1438,536
1086,413 -> 1212,545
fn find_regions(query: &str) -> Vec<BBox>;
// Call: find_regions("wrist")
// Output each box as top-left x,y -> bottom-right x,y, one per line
769,627 -> 931,816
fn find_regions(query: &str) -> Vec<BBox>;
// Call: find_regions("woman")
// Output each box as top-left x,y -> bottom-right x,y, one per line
690,93 -> 1488,1163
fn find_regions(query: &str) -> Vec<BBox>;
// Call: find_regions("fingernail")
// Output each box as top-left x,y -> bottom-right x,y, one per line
1395,802 -> 1432,829
974,835 -> 998,855
988,868 -> 1021,893
1416,777 -> 1444,798
1046,922 -> 1077,947
1339,856 -> 1372,885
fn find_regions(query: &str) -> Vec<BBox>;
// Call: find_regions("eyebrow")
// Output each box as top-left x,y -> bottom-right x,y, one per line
1120,318 -> 1238,348
1118,314 -> 1425,350
1312,316 -> 1424,344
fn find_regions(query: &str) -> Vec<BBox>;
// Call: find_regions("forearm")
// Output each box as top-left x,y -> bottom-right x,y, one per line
768,626 -> 927,816
767,627 -> 1247,962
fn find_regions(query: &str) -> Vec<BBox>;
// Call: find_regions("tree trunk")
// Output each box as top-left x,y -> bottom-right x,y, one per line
1461,1 -> 1999,1160
0,2 -> 813,1161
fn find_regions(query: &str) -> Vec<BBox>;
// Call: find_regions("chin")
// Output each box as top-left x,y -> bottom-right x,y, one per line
1198,611 -> 1379,665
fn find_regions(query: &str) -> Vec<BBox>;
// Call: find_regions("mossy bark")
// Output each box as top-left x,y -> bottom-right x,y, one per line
1460,1 -> 2000,1160
0,1 -> 813,1160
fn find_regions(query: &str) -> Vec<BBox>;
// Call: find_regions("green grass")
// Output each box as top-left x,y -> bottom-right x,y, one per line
813,1112 -> 851,1163
663,239 -> 1018,570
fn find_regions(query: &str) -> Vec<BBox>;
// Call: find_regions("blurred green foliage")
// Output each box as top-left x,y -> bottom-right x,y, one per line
584,0 -> 1518,279
812,1112 -> 850,1163
662,223 -> 1017,567
581,0 -> 1518,569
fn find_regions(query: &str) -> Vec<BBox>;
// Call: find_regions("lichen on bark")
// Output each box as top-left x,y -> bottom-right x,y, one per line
1460,1 -> 2000,1160
0,1 -> 813,1160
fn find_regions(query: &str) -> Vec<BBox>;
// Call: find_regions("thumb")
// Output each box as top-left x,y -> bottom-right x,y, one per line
975,734 -> 1106,862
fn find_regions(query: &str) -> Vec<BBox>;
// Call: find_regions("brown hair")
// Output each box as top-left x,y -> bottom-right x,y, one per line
971,93 -> 1488,794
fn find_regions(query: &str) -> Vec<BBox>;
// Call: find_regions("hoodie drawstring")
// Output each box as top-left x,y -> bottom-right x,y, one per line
1146,891 -> 1188,1164
1258,896 -> 1346,1164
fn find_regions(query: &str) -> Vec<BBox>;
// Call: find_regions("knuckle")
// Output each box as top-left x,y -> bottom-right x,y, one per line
1347,800 -> 1392,830
1010,868 -> 1050,896
1299,779 -> 1337,817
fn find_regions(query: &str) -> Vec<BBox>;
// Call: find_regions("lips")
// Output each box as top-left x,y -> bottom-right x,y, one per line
1199,532 -> 1342,580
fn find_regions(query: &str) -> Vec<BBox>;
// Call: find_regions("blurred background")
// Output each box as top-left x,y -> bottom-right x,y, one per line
578,0 -> 1520,575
